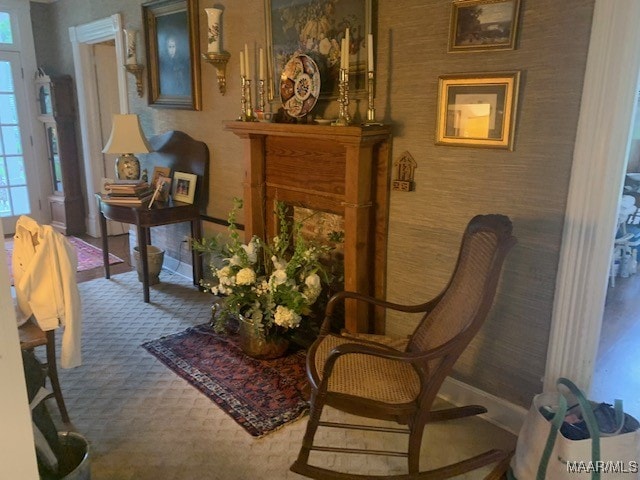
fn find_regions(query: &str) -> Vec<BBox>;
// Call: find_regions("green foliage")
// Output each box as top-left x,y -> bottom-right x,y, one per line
196,199 -> 341,340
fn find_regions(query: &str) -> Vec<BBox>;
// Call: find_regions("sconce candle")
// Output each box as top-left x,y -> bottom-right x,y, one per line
205,8 -> 223,54
125,29 -> 137,65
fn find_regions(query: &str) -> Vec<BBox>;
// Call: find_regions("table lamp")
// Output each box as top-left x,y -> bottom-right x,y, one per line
102,114 -> 151,180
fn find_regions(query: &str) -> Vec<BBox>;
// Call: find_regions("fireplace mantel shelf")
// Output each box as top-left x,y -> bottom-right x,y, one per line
226,121 -> 392,334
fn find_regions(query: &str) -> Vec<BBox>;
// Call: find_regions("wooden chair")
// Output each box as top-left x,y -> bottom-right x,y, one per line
18,318 -> 70,424
290,214 -> 517,479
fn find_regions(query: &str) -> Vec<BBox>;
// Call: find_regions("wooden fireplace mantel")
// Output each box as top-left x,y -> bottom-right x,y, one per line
225,121 -> 392,334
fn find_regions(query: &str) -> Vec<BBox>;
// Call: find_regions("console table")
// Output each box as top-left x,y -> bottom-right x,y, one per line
96,195 -> 203,303
225,121 -> 392,333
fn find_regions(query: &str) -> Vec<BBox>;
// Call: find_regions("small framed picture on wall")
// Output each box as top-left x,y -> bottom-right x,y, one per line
448,0 -> 522,53
435,71 -> 521,150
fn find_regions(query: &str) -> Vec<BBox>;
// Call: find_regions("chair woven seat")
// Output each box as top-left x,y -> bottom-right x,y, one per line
315,333 -> 420,404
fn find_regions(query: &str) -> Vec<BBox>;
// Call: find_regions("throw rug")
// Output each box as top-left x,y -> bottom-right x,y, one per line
5,236 -> 123,283
142,323 -> 310,437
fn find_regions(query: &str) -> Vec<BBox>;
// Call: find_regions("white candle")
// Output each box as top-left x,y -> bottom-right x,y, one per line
344,28 -> 350,71
240,50 -> 245,77
259,48 -> 265,80
340,38 -> 346,70
367,33 -> 374,72
244,44 -> 250,79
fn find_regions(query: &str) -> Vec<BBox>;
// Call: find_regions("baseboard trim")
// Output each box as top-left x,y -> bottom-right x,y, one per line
162,253 -> 194,280
438,377 -> 527,435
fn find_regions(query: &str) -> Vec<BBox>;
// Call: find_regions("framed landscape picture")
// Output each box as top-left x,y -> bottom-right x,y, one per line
143,0 -> 201,110
265,0 -> 372,100
435,71 -> 520,150
448,0 -> 521,53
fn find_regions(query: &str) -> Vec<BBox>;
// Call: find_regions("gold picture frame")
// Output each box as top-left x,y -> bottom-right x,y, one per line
448,0 -> 521,53
143,0 -> 201,110
171,171 -> 197,204
436,71 -> 520,150
264,0 -> 373,101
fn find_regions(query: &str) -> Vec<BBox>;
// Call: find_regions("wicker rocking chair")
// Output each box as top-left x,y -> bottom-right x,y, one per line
290,214 -> 517,479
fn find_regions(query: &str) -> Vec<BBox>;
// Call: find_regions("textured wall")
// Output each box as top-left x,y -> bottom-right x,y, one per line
30,0 -> 596,407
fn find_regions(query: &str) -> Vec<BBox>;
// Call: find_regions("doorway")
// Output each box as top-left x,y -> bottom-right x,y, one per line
69,13 -> 129,237
93,42 -> 127,235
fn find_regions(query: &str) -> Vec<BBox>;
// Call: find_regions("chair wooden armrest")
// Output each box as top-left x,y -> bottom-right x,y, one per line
321,290 -> 441,334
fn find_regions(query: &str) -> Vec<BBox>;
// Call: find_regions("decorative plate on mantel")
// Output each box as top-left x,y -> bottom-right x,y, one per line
280,54 -> 321,118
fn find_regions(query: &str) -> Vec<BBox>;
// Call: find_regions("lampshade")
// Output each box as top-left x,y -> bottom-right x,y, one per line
102,114 -> 151,180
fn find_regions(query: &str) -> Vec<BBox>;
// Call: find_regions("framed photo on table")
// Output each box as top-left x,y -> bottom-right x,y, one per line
435,71 -> 520,150
171,171 -> 197,204
151,166 -> 172,202
143,0 -> 201,110
265,0 -> 372,100
448,0 -> 521,53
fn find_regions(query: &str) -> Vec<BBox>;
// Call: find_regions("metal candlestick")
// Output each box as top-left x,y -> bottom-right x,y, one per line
333,68 -> 351,126
244,78 -> 256,121
364,70 -> 382,126
239,76 -> 247,120
257,79 -> 266,116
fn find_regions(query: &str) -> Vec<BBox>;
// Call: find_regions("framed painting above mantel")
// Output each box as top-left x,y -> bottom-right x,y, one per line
265,0 -> 373,101
143,0 -> 201,110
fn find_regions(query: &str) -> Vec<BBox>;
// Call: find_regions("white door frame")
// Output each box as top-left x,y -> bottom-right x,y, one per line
546,0 -> 640,392
69,14 -> 129,237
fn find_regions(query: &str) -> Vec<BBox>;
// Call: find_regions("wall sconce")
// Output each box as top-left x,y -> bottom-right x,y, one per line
124,29 -> 145,98
102,114 -> 151,180
201,7 -> 230,95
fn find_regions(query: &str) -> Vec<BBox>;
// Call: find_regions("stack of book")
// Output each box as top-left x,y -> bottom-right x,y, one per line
101,180 -> 154,206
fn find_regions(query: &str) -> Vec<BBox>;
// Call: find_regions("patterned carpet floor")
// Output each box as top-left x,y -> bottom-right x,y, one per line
49,270 -> 515,479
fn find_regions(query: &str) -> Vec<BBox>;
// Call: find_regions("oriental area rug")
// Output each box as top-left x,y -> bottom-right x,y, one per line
142,323 -> 309,437
5,236 -> 123,283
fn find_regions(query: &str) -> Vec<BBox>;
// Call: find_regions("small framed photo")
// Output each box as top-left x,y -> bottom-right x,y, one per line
448,0 -> 521,53
171,171 -> 197,204
151,166 -> 171,201
436,71 -> 520,150
143,0 -> 201,110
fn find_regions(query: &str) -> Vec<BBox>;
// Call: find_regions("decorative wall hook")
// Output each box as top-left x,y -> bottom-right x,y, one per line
392,151 -> 417,192
202,51 -> 231,95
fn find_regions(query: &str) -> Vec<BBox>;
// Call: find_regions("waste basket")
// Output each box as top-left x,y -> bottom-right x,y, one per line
133,245 -> 165,285
58,432 -> 90,480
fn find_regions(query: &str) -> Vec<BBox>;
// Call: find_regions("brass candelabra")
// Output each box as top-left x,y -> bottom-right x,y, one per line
333,68 -> 351,126
364,71 -> 382,126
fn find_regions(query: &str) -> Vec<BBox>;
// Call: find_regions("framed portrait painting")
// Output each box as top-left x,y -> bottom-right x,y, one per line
435,71 -> 520,150
448,0 -> 521,53
143,0 -> 201,110
265,0 -> 372,101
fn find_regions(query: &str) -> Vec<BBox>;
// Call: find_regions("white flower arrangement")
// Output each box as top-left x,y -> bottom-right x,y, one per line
193,199 -> 338,341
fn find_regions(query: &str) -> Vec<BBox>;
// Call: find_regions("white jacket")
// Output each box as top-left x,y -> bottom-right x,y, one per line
13,216 -> 82,368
